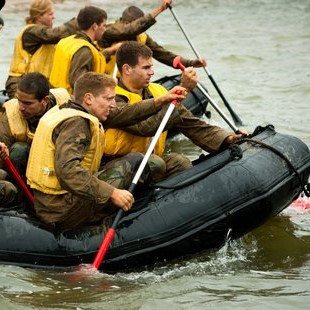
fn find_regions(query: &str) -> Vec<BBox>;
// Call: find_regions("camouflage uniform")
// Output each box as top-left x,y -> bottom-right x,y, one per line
0,169 -> 18,208
104,81 -> 233,181
33,100 -> 169,231
99,14 -> 157,47
5,18 -> 78,98
99,17 -> 195,68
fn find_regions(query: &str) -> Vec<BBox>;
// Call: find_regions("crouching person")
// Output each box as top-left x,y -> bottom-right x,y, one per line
26,72 -> 147,231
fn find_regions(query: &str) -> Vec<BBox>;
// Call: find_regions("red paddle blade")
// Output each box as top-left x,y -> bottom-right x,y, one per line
91,228 -> 116,269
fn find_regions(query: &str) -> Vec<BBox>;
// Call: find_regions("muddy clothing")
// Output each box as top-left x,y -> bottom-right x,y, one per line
114,81 -> 232,153
99,17 -> 194,68
107,81 -> 232,180
0,169 -> 18,208
5,18 -> 78,98
31,100 -> 159,231
50,32 -> 110,92
98,14 -> 157,48
0,93 -> 58,171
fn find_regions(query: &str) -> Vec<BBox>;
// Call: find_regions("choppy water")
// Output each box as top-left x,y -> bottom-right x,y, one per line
0,0 -> 309,309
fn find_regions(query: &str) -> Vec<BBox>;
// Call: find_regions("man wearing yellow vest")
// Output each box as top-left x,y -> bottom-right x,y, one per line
99,3 -> 206,76
26,72 -> 185,231
5,0 -> 78,99
103,41 -> 244,182
50,6 -> 120,94
0,72 -> 71,207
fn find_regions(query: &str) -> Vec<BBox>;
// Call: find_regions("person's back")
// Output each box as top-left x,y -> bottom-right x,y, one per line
5,0 -> 78,99
49,6 -> 110,94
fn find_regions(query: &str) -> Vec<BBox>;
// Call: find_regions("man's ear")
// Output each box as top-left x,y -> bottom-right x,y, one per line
122,64 -> 131,75
83,92 -> 93,106
92,22 -> 98,32
42,95 -> 50,108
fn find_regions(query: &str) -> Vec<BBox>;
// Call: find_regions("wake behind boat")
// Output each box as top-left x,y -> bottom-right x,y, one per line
0,125 -> 309,271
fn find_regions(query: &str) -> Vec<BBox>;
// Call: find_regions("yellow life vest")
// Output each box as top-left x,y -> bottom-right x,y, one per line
26,106 -> 105,195
49,35 -> 106,94
104,32 -> 148,76
104,83 -> 168,157
3,88 -> 71,143
8,24 -> 55,78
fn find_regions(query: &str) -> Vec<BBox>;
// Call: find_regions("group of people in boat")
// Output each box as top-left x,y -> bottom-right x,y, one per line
0,0 -> 245,231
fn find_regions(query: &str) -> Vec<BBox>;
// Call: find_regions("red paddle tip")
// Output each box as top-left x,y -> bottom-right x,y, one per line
173,55 -> 185,71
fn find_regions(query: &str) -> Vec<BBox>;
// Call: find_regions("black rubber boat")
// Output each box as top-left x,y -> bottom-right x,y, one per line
0,125 -> 309,271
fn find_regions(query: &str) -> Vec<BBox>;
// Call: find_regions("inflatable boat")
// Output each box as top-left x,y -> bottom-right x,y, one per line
0,125 -> 309,271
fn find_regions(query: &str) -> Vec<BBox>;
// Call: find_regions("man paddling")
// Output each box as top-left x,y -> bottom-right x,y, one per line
26,72 -> 186,231
98,3 -> 206,76
103,41 -> 245,181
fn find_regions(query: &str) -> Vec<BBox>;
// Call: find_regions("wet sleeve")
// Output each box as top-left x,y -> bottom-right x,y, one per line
22,19 -> 78,54
53,117 -> 114,204
103,95 -> 159,128
146,35 -> 192,67
175,105 -> 231,152
99,14 -> 156,47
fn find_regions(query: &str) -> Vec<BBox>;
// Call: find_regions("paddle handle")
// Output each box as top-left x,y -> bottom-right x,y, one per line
169,5 -> 243,126
173,56 -> 240,134
91,100 -> 178,269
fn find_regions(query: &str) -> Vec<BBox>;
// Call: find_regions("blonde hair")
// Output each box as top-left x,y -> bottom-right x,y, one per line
25,0 -> 53,24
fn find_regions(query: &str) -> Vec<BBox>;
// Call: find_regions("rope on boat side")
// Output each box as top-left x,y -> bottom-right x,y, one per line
240,137 -> 310,198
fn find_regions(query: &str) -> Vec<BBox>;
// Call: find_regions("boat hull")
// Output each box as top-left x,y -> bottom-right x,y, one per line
0,126 -> 309,271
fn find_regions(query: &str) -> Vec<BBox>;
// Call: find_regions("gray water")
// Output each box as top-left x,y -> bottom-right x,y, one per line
0,0 -> 310,309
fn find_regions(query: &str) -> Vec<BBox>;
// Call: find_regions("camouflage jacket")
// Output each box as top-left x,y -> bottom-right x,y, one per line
22,18 -> 78,55
98,15 -> 194,68
112,81 -> 232,153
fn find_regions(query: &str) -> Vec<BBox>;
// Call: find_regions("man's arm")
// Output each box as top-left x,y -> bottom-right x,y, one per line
53,117 -> 114,204
99,0 -> 172,47
103,85 -> 186,129
146,35 -> 206,68
22,18 -> 78,54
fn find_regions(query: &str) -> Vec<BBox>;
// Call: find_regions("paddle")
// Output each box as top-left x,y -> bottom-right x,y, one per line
2,154 -> 34,208
169,5 -> 244,127
173,56 -> 241,134
91,94 -> 181,269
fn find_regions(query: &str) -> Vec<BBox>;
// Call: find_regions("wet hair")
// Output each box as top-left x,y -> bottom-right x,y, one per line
74,72 -> 116,103
116,41 -> 153,72
121,6 -> 144,23
25,0 -> 53,24
77,6 -> 107,30
17,72 -> 50,101
0,0 -> 5,12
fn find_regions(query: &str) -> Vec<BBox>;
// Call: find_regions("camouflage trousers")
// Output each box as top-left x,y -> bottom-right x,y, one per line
9,142 -> 30,177
148,153 -> 193,182
0,169 -> 18,208
0,142 -> 30,208
97,152 -> 149,188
